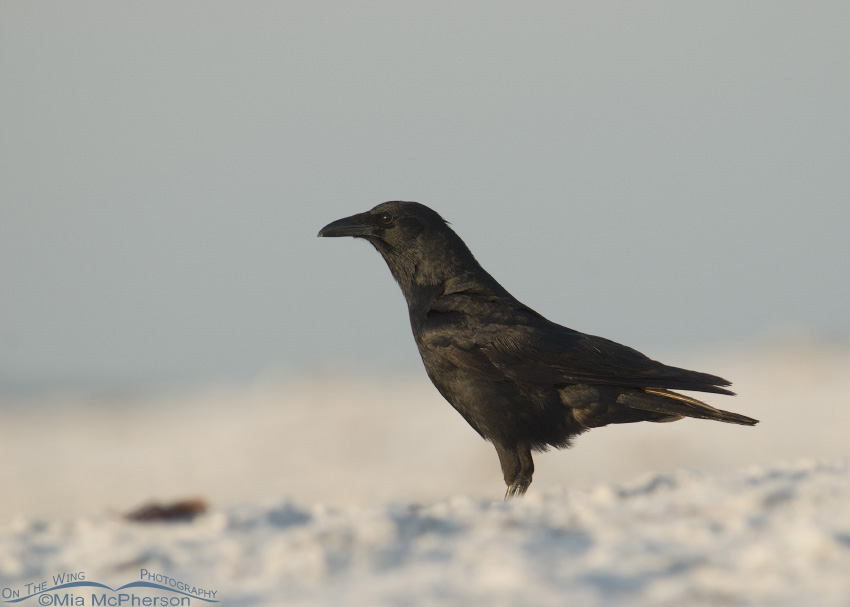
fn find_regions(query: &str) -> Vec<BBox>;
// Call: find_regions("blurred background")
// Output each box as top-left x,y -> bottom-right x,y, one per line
1,2 -> 848,520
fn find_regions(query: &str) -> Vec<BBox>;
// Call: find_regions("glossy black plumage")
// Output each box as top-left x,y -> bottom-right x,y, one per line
318,201 -> 758,498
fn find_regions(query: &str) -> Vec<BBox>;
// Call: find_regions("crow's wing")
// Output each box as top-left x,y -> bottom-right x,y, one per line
420,293 -> 734,395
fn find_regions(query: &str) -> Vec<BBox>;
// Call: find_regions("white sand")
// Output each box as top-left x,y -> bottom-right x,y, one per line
1,339 -> 848,605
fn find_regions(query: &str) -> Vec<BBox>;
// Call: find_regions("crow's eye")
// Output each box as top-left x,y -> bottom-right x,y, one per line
379,212 -> 394,225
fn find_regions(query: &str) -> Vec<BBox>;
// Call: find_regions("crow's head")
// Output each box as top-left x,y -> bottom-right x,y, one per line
318,201 -> 480,293
317,201 -> 447,246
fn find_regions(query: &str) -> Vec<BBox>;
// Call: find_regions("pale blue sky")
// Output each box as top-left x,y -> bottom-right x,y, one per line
2,2 -> 848,391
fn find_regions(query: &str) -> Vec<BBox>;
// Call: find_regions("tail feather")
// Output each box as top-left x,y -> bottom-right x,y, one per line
618,388 -> 759,426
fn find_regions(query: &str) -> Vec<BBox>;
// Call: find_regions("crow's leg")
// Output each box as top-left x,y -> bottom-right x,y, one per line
496,442 -> 534,500
495,442 -> 519,499
512,442 -> 534,498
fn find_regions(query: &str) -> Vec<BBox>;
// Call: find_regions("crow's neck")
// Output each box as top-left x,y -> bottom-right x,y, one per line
368,234 -> 508,314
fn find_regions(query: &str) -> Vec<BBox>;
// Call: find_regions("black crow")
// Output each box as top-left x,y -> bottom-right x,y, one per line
318,201 -> 758,499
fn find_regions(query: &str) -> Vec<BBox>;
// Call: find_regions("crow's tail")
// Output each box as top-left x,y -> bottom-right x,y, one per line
617,388 -> 759,426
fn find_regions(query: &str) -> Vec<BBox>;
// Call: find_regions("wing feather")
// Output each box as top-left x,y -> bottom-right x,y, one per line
420,294 -> 733,395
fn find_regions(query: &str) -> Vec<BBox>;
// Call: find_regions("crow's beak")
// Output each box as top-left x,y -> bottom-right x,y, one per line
317,212 -> 375,238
